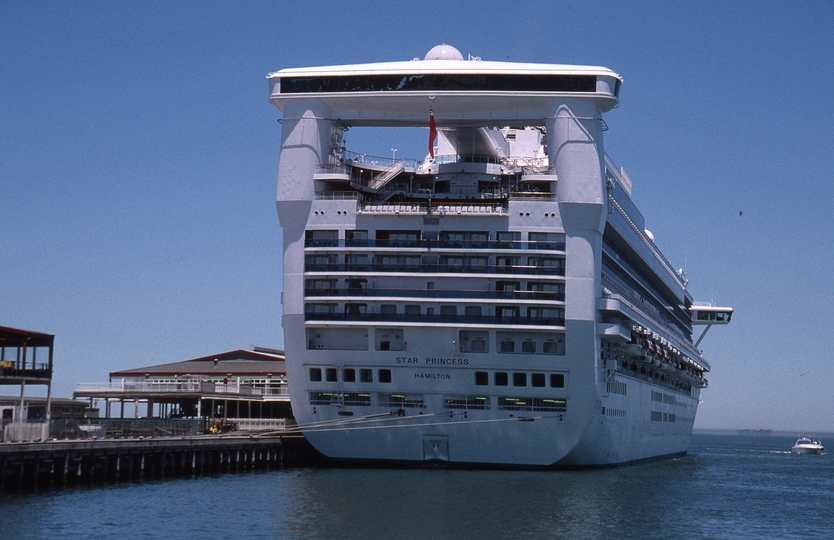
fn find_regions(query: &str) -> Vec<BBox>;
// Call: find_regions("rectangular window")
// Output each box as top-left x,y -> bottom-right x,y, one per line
377,230 -> 420,247
521,340 -> 537,353
345,254 -> 369,270
309,368 -> 322,382
528,232 -> 565,250
527,282 -> 565,300
475,371 -> 489,386
379,369 -> 392,383
346,230 -> 368,247
306,279 -> 337,295
550,373 -> 565,388
379,393 -> 424,408
443,395 -> 490,410
513,372 -> 527,387
495,372 -> 508,386
343,368 -> 356,382
343,393 -> 371,406
306,230 -> 338,247
360,368 -> 373,383
497,397 -> 566,412
531,373 -> 546,387
345,303 -> 367,316
325,368 -> 337,382
309,392 -> 337,405
500,339 -> 515,353
496,231 -> 520,248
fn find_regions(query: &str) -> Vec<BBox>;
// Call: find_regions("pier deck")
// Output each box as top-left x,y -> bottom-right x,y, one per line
0,433 -> 323,489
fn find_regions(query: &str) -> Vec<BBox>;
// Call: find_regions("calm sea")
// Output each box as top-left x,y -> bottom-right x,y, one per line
1,433 -> 831,539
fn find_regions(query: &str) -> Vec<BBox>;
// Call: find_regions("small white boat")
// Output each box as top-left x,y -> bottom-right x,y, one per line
791,437 -> 824,454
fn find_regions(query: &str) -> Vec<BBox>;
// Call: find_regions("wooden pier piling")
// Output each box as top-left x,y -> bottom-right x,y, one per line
0,434 -> 324,489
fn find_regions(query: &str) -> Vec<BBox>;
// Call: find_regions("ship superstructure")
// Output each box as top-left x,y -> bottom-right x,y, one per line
267,44 -> 731,467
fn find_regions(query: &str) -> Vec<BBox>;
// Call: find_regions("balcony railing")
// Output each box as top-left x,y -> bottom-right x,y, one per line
305,287 -> 565,302
304,262 -> 565,276
305,238 -> 565,251
304,312 -> 565,327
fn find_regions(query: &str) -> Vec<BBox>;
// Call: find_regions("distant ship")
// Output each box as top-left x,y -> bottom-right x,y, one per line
737,429 -> 773,436
268,44 -> 732,467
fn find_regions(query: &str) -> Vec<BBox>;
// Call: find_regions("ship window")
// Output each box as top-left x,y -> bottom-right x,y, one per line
377,230 -> 421,247
496,256 -> 517,271
531,373 -> 546,387
495,372 -> 508,386
528,282 -> 565,299
306,279 -> 337,294
467,257 -> 488,270
309,368 -> 322,382
345,303 -> 367,316
543,337 -> 565,355
496,231 -> 520,248
279,73 -> 597,94
513,372 -> 527,387
441,306 -> 457,316
465,306 -> 482,317
405,305 -> 421,315
475,371 -> 488,386
345,278 -> 367,290
460,330 -> 489,353
325,368 -> 337,382
306,254 -> 336,268
521,340 -> 536,353
500,339 -> 515,353
360,369 -> 373,383
443,395 -> 490,410
379,369 -> 392,383
343,368 -> 356,382
345,254 -> 369,269
346,230 -> 368,247
343,393 -> 371,406
550,374 -> 565,388
380,393 -> 423,408
305,230 -> 338,247
528,232 -> 565,250
380,304 -> 397,315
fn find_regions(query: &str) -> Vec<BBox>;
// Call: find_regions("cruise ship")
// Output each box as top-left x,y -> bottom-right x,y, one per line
267,44 -> 732,467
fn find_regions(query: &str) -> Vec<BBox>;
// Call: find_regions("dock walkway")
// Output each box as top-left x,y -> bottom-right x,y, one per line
0,433 -> 323,489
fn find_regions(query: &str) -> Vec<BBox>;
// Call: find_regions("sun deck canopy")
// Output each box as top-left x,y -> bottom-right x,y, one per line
268,45 -> 622,127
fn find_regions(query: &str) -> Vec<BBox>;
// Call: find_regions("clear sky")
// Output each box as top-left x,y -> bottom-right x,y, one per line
2,1 -> 832,433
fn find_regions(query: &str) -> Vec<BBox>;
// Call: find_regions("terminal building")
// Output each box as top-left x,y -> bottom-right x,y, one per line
73,346 -> 292,430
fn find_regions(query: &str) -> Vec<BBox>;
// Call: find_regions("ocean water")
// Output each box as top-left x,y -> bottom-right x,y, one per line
0,433 -> 831,540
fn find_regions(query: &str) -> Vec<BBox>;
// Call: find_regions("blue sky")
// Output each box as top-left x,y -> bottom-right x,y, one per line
2,1 -> 832,433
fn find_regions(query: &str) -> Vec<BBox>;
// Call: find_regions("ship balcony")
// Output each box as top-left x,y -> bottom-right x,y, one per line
304,262 -> 565,276
304,238 -> 566,251
520,164 -> 557,184
313,164 -> 351,182
304,287 -> 565,302
303,312 -> 565,328
597,319 -> 632,342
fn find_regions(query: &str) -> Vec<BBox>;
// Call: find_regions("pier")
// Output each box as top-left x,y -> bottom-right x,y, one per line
0,433 -> 324,489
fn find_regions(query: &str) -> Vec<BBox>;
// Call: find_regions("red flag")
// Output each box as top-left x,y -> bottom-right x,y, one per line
429,106 -> 437,158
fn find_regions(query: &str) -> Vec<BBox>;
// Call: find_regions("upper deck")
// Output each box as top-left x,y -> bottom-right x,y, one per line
267,44 -> 622,127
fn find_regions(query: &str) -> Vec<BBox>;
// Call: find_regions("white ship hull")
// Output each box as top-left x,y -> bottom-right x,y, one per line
268,45 -> 730,468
